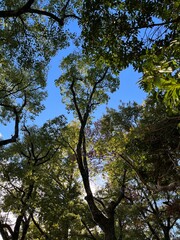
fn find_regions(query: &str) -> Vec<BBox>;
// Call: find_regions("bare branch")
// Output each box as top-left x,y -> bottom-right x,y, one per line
30,213 -> 50,240
81,219 -> 97,240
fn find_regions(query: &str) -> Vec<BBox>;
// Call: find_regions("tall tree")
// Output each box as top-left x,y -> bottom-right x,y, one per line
1,0 -> 179,144
0,1 -> 179,239
98,100 -> 179,239
56,53 -> 127,240
0,116 -> 66,239
0,117 -> 100,240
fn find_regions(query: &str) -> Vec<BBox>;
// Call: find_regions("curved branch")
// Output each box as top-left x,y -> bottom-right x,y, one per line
27,8 -> 64,26
0,222 -> 13,238
74,67 -> 112,231
0,0 -> 80,26
0,0 -> 35,17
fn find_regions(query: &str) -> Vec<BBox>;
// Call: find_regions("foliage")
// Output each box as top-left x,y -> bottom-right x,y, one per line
81,0 -> 180,71
0,118 -> 65,239
80,0 -> 180,112
139,39 -> 180,112
55,52 -> 119,117
0,119 -> 98,239
0,1 -> 179,240
0,0 -> 79,145
97,100 -> 180,239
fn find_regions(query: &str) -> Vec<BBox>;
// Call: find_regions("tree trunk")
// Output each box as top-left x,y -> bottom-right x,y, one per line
104,217 -> 117,240
163,228 -> 170,240
70,77 -> 124,240
104,228 -> 117,240
85,194 -> 118,240
0,221 -> 10,240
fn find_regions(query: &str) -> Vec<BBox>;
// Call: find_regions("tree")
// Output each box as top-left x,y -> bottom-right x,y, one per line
0,57 -> 47,146
0,1 -> 179,239
0,0 -> 80,145
1,1 -> 179,142
81,0 -> 180,71
0,117 -> 67,240
0,117 -> 102,240
81,0 -> 180,109
55,53 -> 128,240
98,100 -> 179,239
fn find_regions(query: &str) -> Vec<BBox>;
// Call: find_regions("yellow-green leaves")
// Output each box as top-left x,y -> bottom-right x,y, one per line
140,39 -> 180,113
55,53 -> 120,118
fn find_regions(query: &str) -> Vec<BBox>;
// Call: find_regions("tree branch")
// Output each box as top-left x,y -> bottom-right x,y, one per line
94,197 -> 106,210
20,215 -> 31,240
140,211 -> 161,240
31,213 -> 50,240
27,8 -> 64,26
0,106 -> 20,146
70,78 -> 83,123
0,0 -> 80,26
0,0 -> 35,17
85,67 -> 109,123
81,219 -> 97,240
134,16 -> 180,30
106,169 -> 126,217
119,153 -> 179,193
0,95 -> 26,147
0,222 -> 13,238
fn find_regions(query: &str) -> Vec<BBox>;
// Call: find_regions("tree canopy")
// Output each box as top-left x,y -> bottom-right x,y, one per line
0,1 -> 179,240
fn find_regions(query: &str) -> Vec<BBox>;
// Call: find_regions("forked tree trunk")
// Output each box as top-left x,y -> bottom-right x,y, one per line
70,74 -> 125,240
